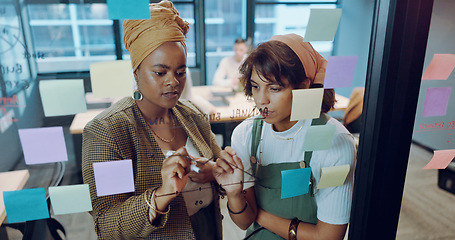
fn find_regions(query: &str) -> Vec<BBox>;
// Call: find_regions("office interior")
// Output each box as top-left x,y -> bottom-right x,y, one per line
0,0 -> 454,239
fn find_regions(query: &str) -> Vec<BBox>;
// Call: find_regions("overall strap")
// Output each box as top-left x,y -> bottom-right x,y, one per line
305,113 -> 330,196
250,117 -> 263,176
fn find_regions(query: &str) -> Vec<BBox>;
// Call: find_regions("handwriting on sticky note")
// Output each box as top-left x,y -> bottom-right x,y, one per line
39,79 -> 87,117
90,60 -> 134,98
3,188 -> 49,223
93,160 -> 135,197
49,184 -> 92,215
304,8 -> 342,42
423,149 -> 455,169
422,87 -> 452,117
107,0 -> 150,20
303,124 -> 336,151
281,168 -> 312,199
317,165 -> 350,189
421,54 -> 455,80
324,56 -> 358,88
18,126 -> 68,165
291,88 -> 324,121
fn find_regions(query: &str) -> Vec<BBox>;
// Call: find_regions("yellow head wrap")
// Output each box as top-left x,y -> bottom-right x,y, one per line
123,0 -> 189,72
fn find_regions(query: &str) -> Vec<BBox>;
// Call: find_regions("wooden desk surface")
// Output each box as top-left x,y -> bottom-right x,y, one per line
0,170 -> 30,226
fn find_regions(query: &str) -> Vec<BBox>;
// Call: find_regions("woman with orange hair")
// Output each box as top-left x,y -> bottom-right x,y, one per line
213,34 -> 356,240
82,1 -> 222,239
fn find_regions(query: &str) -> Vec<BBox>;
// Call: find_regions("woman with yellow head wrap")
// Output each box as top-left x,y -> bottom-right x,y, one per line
82,1 -> 222,239
213,34 -> 355,240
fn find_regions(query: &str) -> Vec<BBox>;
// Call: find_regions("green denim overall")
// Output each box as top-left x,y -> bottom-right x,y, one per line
245,113 -> 330,240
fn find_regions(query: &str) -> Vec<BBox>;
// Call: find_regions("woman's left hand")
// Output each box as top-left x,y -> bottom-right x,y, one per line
188,158 -> 216,183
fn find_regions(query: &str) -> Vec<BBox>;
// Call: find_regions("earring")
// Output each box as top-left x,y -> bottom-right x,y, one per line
132,90 -> 143,101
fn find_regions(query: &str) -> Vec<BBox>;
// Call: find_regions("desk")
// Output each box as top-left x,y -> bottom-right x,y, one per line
0,170 -> 30,226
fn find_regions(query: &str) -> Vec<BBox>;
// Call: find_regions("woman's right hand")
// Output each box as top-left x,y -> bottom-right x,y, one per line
157,147 -> 190,198
213,146 -> 245,196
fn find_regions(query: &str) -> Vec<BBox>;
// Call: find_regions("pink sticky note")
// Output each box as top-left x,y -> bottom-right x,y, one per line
18,127 -> 68,165
93,160 -> 135,197
422,54 -> 455,80
422,87 -> 452,117
423,149 -> 455,169
324,56 -> 358,89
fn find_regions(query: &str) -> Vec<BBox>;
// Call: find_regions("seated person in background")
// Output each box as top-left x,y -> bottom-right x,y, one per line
82,1 -> 222,239
212,38 -> 249,90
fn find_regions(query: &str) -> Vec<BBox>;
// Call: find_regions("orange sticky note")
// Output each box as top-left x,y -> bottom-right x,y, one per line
423,149 -> 455,169
421,54 -> 455,80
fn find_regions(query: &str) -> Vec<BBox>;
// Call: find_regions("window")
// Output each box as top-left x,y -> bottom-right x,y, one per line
254,2 -> 337,57
28,3 -> 116,73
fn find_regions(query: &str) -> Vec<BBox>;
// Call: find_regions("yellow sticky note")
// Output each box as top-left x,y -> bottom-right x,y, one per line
317,164 -> 350,189
290,88 -> 323,121
90,60 -> 134,98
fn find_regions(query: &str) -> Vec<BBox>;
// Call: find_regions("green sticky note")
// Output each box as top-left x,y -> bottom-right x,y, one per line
39,79 -> 87,117
281,168 -> 312,199
3,188 -> 49,223
303,124 -> 336,151
49,184 -> 92,215
90,60 -> 134,98
290,88 -> 324,121
317,164 -> 350,189
304,8 -> 342,42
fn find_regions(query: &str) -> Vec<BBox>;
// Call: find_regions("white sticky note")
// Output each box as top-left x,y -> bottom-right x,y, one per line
39,79 -> 87,117
290,88 -> 324,121
49,184 -> 92,215
317,164 -> 350,189
90,60 -> 134,98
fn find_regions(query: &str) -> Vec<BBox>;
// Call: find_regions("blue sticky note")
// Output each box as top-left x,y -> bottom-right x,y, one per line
324,56 -> 359,88
303,124 -> 337,151
18,126 -> 68,165
49,184 -> 92,215
39,79 -> 87,117
3,188 -> 49,223
107,0 -> 150,20
281,168 -> 312,199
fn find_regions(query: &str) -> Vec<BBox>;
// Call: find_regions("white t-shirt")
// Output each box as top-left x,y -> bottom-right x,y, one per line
164,138 -> 213,216
231,117 -> 356,225
212,56 -> 243,88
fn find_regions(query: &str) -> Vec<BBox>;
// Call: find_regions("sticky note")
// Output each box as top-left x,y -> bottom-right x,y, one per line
422,87 -> 452,117
304,8 -> 342,42
107,0 -> 150,20
324,56 -> 358,88
281,168 -> 312,199
303,124 -> 336,151
93,160 -> 135,197
317,165 -> 350,189
290,88 -> 323,121
49,184 -> 92,215
422,54 -> 455,80
39,79 -> 87,117
18,126 -> 68,165
423,149 -> 455,169
3,188 -> 49,223
90,60 -> 134,98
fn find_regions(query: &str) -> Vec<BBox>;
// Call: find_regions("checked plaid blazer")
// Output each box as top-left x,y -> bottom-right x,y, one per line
82,97 -> 222,239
